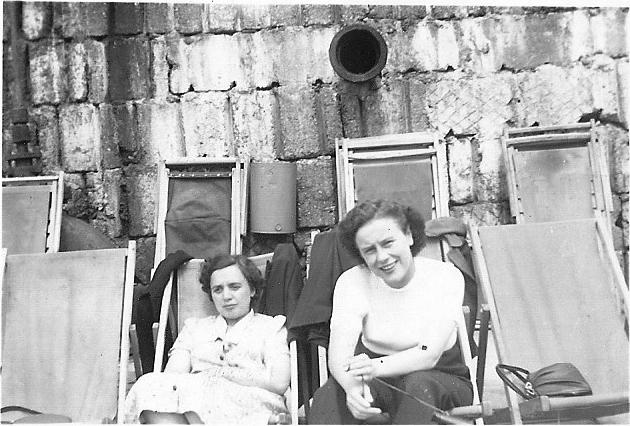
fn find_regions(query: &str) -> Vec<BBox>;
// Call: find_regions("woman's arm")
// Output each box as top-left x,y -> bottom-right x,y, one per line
222,319 -> 291,395
328,271 -> 382,420
164,349 -> 192,373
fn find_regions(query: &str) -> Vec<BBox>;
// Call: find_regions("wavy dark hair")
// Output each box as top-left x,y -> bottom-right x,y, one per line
199,253 -> 264,306
338,199 -> 427,263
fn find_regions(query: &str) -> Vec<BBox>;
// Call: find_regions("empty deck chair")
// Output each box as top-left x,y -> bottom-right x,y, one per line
470,219 -> 629,424
2,173 -> 64,254
152,254 -> 299,424
1,243 -> 136,423
335,131 -> 449,261
502,122 -> 613,225
154,158 -> 247,262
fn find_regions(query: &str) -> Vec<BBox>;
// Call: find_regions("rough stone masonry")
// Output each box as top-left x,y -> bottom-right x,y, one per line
2,3 -> 629,283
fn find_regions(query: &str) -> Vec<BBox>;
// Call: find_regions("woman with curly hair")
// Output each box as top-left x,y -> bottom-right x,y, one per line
124,254 -> 290,424
309,199 -> 473,424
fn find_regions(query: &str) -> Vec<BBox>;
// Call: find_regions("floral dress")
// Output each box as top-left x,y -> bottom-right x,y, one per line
124,311 -> 289,424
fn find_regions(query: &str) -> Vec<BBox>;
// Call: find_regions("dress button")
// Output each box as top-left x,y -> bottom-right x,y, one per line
219,354 -> 224,361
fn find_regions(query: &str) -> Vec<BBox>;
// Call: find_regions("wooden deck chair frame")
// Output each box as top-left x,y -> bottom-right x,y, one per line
152,253 -> 299,425
469,218 -> 629,424
153,157 -> 247,264
2,172 -> 64,254
502,121 -> 613,226
1,242 -> 135,424
335,131 -> 449,221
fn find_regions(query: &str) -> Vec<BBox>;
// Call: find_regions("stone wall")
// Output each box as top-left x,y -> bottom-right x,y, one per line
3,3 -> 629,283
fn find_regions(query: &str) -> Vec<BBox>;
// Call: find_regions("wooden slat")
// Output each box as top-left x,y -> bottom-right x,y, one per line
341,131 -> 437,149
506,131 -> 590,148
347,147 -> 436,161
507,122 -> 591,136
117,241 -> 136,424
165,156 -> 240,166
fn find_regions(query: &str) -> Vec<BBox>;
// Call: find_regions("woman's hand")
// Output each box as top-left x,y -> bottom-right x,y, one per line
344,353 -> 377,381
346,384 -> 382,420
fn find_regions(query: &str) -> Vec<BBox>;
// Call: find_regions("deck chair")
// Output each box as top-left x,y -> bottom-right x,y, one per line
1,243 -> 136,423
154,157 -> 247,262
470,219 -> 629,424
2,172 -> 64,254
335,131 -> 449,260
152,254 -> 299,425
502,121 -> 613,225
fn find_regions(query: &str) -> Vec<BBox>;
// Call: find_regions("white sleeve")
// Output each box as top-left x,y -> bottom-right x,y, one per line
330,269 -> 368,341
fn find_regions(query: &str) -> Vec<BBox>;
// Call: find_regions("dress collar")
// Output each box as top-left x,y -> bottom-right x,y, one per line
213,310 -> 255,343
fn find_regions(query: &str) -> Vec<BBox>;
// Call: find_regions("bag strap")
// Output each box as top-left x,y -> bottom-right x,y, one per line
495,364 -> 537,399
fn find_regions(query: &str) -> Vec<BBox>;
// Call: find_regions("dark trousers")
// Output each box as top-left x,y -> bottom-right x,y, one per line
308,369 -> 473,424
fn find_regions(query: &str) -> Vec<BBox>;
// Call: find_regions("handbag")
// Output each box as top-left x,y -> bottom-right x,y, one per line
496,363 -> 593,400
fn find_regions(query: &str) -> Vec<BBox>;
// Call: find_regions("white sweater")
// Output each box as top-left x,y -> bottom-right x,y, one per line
330,256 -> 464,355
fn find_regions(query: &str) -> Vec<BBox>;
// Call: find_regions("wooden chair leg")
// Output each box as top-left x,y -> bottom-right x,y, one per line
129,324 -> 143,379
476,305 -> 491,401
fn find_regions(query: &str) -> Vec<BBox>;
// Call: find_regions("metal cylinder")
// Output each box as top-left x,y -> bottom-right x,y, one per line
250,162 -> 297,234
329,24 -> 388,82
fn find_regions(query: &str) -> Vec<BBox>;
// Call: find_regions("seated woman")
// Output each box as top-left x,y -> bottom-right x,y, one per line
124,254 -> 291,424
309,200 -> 473,424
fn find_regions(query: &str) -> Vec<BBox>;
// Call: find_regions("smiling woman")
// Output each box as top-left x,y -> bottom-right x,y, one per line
123,254 -> 291,424
308,200 -> 473,424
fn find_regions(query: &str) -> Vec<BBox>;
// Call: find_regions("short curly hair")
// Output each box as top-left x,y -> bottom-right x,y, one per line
199,253 -> 264,306
338,199 -> 427,263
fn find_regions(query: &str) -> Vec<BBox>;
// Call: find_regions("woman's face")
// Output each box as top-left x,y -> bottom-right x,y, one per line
209,264 -> 255,325
355,216 -> 415,289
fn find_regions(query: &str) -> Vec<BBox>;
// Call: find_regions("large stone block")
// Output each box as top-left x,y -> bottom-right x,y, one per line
145,3 -> 173,34
498,12 -> 590,70
205,4 -> 239,33
67,42 -> 87,102
150,37 -> 170,99
98,104 -> 123,169
596,124 -> 629,195
29,42 -> 66,105
296,157 -> 337,228
124,164 -> 157,237
174,3 -> 203,35
457,17 -> 504,74
137,101 -> 185,164
450,201 -> 511,228
86,169 -> 123,238
260,27 -> 337,86
166,35 -> 191,95
106,38 -> 150,101
339,5 -> 370,24
180,91 -> 230,158
317,85 -> 344,154
22,2 -> 52,40
230,90 -> 279,161
59,2 -> 109,38
425,72 -> 515,135
429,5 -> 468,20
408,77 -> 431,131
85,39 -> 107,104
591,8 -> 627,58
108,102 -> 140,165
513,64 -> 602,126
301,5 -> 335,26
29,105 -> 60,172
403,20 -> 460,72
618,60 -> 629,129
188,34 -> 243,91
361,77 -> 410,137
448,136 -> 474,204
474,132 -> 508,202
276,86 -> 320,160
134,236 -> 156,285
240,5 -> 300,30
59,104 -> 100,172
112,2 -> 144,35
